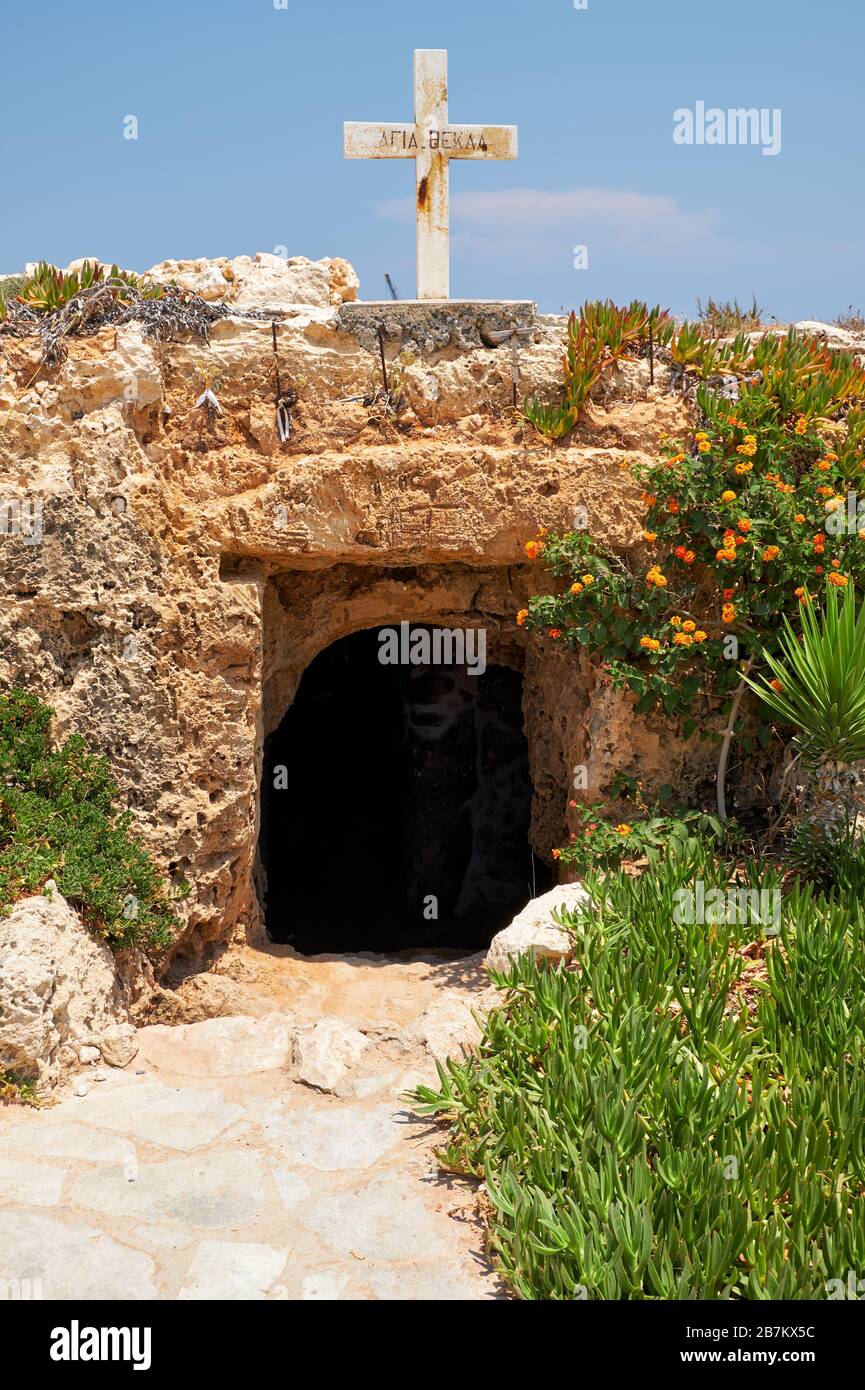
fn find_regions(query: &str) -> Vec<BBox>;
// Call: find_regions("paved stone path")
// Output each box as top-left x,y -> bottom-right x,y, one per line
0,948 -> 501,1300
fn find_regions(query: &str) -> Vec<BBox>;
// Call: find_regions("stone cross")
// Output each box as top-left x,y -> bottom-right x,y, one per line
344,49 -> 518,301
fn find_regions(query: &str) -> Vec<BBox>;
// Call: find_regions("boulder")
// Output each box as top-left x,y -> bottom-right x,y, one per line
0,894 -> 128,1088
293,1016 -> 370,1093
484,884 -> 589,974
794,320 -> 865,354
325,256 -> 361,305
144,252 -> 360,312
98,1022 -> 139,1069
400,993 -> 486,1061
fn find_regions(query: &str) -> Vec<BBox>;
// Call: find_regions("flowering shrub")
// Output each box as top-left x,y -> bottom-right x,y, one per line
521,334 -> 865,756
555,777 -> 731,875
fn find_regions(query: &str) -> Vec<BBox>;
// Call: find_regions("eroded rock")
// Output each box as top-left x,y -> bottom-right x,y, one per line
0,894 -> 128,1088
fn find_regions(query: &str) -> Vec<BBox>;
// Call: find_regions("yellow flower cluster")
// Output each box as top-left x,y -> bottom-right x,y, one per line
639,636 -> 660,652
646,565 -> 667,588
736,434 -> 757,457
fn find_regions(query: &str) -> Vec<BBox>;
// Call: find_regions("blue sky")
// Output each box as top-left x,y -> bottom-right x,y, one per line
2,0 -> 862,319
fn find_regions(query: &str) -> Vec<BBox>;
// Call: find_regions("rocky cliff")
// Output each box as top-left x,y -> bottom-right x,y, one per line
2,253 -> 710,967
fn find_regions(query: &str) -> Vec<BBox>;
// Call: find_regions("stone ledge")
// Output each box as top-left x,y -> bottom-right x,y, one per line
337,299 -> 536,354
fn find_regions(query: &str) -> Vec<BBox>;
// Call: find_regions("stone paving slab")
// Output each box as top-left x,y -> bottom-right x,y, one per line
0,957 -> 501,1301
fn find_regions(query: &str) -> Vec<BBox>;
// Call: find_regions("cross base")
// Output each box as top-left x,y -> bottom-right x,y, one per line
337,298 -> 536,356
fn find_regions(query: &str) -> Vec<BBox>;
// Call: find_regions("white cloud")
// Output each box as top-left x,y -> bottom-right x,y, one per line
376,185 -> 720,256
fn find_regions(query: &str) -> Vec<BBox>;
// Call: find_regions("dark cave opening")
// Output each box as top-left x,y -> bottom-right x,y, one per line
260,626 -> 551,954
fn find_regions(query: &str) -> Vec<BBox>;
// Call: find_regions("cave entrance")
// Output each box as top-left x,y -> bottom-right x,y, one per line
260,626 -> 549,955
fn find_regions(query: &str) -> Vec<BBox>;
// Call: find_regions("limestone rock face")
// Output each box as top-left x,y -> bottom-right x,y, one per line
0,257 -> 704,972
484,883 -> 590,973
0,894 -> 128,1087
145,252 -> 359,311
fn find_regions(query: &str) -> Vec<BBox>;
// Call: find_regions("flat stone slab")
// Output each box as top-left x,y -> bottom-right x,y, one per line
0,1119 -> 135,1164
136,1013 -> 295,1078
0,1154 -> 66,1206
337,299 -> 536,354
178,1240 -> 288,1300
70,1149 -> 271,1229
72,1078 -> 247,1151
296,1173 -> 453,1263
0,1211 -> 157,1300
259,1099 -> 402,1171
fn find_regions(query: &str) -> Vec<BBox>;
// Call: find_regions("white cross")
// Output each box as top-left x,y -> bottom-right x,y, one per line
344,49 -> 518,301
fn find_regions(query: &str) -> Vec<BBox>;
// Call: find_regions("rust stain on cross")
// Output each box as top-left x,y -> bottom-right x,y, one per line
344,49 -> 518,301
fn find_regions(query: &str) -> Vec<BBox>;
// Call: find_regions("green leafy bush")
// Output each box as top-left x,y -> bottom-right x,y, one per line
414,839 -> 865,1299
556,776 -> 732,875
0,690 -> 183,953
13,260 -> 162,314
0,275 -> 24,323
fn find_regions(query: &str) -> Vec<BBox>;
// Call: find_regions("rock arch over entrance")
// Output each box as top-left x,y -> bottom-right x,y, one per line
254,562 -> 573,953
